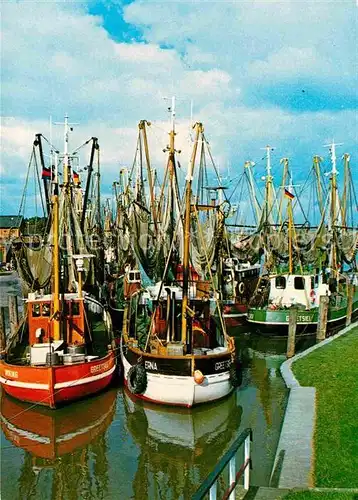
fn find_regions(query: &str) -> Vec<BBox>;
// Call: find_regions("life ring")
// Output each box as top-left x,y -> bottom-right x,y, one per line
238,282 -> 245,295
229,360 -> 243,388
127,364 -> 147,394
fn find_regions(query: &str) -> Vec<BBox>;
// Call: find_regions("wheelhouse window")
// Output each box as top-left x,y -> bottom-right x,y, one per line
64,301 -> 70,317
33,303 -> 41,317
128,271 -> 141,283
294,277 -> 305,290
275,276 -> 286,289
72,301 -> 80,316
42,303 -> 50,316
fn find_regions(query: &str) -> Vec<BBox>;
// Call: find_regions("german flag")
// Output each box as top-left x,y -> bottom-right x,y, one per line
73,170 -> 80,184
284,188 -> 295,200
42,167 -> 51,179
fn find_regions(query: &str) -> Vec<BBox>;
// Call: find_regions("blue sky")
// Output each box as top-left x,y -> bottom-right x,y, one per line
1,0 -> 357,220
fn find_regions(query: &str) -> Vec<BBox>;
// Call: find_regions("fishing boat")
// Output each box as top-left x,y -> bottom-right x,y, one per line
120,109 -> 241,407
0,117 -> 117,408
102,168 -> 137,327
222,258 -> 261,326
247,271 -> 358,330
222,159 -> 269,326
247,145 -> 358,332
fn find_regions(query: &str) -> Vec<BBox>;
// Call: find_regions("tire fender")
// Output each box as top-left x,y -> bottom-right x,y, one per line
127,364 -> 147,395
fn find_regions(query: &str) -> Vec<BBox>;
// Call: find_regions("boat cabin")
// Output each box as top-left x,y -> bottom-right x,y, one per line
27,293 -> 85,345
268,273 -> 330,309
124,269 -> 141,298
224,258 -> 260,277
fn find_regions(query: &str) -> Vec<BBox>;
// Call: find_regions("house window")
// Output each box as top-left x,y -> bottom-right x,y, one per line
294,277 -> 305,290
275,276 -> 286,289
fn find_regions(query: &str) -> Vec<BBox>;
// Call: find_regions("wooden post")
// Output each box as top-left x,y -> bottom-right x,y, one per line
287,307 -> 298,358
8,295 -> 19,338
345,284 -> 354,327
0,307 -> 6,354
316,295 -> 329,342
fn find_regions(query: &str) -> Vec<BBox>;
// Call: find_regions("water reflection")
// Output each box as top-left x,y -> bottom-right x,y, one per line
123,389 -> 242,500
1,389 -> 117,500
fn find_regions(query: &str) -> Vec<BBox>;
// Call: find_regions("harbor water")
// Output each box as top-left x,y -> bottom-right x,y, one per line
0,274 -> 310,499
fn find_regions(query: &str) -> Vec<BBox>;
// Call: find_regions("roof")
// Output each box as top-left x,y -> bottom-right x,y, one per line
0,215 -> 23,229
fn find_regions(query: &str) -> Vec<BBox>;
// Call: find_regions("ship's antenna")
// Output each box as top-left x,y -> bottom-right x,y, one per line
54,114 -> 79,184
324,139 -> 343,175
163,96 -> 177,132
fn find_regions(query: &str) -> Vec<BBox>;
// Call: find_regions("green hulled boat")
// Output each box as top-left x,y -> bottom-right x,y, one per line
248,289 -> 358,330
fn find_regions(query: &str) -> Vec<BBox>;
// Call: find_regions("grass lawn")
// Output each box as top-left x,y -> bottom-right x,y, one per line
292,328 -> 358,488
284,492 -> 357,500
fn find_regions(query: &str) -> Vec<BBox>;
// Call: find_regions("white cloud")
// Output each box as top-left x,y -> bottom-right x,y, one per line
0,0 -> 356,215
247,47 -> 332,80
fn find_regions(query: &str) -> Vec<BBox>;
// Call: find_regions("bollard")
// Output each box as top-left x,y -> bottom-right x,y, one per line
316,295 -> 329,342
8,295 -> 19,338
287,307 -> 298,358
0,307 -> 6,353
345,284 -> 354,327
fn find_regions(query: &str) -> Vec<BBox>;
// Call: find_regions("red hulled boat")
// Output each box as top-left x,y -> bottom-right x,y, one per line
0,116 -> 117,408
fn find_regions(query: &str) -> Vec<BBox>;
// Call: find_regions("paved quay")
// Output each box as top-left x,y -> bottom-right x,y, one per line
270,321 -> 358,490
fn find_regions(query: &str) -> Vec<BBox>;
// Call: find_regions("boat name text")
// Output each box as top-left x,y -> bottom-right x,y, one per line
215,360 -> 231,371
90,361 -> 110,374
285,314 -> 313,323
5,369 -> 18,378
144,361 -> 157,370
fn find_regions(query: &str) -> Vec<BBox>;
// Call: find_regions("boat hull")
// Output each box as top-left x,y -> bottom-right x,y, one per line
223,303 -> 248,327
247,292 -> 358,333
120,340 -> 234,407
0,351 -> 117,408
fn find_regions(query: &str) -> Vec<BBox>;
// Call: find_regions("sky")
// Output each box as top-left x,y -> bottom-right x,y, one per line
1,0 -> 357,219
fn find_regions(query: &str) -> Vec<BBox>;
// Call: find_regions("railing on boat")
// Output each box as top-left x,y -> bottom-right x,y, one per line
192,427 -> 252,500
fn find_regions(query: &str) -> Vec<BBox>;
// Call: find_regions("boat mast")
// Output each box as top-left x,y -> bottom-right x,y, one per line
181,122 -> 202,347
52,143 -> 61,341
283,159 -> 294,274
81,137 -> 99,231
139,120 -> 158,234
341,153 -> 350,228
325,141 -> 342,280
313,156 -> 325,216
244,161 -> 261,224
263,145 -> 274,225
63,114 -> 70,186
164,96 -> 179,243
278,156 -> 289,225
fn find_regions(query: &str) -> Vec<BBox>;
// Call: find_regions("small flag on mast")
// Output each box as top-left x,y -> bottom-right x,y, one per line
42,167 -> 51,179
73,170 -> 80,184
284,188 -> 295,200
